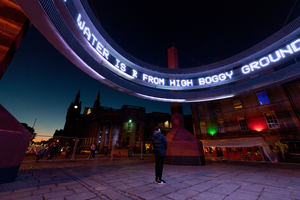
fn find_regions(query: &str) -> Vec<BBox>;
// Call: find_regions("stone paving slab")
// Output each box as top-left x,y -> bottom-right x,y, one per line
0,158 -> 300,200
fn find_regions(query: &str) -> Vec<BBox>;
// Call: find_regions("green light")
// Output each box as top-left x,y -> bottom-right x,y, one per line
129,119 -> 132,123
207,126 -> 217,136
208,131 -> 216,136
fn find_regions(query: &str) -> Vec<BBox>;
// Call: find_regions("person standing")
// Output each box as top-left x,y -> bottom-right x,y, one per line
129,145 -> 134,158
152,127 -> 167,184
91,143 -> 96,159
104,145 -> 108,158
47,142 -> 58,162
35,148 -> 46,163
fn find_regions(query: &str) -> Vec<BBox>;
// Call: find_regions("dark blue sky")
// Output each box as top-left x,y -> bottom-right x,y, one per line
0,0 -> 299,140
0,26 -> 189,140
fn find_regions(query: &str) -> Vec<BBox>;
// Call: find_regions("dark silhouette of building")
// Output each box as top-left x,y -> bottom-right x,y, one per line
59,90 -> 192,154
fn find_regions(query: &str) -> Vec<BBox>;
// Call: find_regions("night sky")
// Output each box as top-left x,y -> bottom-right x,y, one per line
0,0 -> 299,141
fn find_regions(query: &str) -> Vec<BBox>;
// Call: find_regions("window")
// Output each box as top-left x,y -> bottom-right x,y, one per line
256,90 -> 270,105
264,111 -> 280,129
87,108 -> 92,115
232,147 -> 237,154
164,120 -> 169,128
213,102 -> 221,113
136,124 -> 140,132
127,122 -> 132,132
218,119 -> 226,133
237,116 -> 249,131
193,124 -> 196,136
198,106 -> 204,117
200,122 -> 207,134
233,97 -> 243,110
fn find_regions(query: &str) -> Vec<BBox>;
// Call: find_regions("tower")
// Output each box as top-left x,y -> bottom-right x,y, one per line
165,45 -> 205,165
92,89 -> 101,112
64,90 -> 82,136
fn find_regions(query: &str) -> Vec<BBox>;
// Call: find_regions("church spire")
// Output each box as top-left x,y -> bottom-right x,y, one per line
93,88 -> 101,111
74,89 -> 80,105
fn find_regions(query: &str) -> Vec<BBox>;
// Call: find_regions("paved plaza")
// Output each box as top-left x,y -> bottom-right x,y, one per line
1,157 -> 300,200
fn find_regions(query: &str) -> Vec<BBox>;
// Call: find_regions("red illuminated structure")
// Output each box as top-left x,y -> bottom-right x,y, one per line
0,1 -> 31,184
165,46 -> 205,165
0,105 -> 32,183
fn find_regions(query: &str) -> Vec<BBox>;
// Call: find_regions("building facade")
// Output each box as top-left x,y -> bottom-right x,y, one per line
57,90 -> 192,154
191,79 -> 300,161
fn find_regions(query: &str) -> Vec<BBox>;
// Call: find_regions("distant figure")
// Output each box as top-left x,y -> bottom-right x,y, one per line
129,145 -> 134,158
152,127 -> 167,184
91,143 -> 96,159
35,148 -> 46,163
47,142 -> 58,162
66,147 -> 71,158
104,145 -> 108,158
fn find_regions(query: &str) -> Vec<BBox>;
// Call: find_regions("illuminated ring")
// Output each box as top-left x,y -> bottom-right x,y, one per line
15,0 -> 300,102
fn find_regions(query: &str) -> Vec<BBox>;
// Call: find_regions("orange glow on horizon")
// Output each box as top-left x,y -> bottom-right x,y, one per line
33,134 -> 53,142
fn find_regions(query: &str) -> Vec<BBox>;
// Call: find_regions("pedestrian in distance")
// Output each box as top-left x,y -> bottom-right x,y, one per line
91,143 -> 96,159
129,145 -> 134,159
152,126 -> 167,184
66,147 -> 71,158
104,145 -> 108,158
35,148 -> 46,163
47,142 -> 58,162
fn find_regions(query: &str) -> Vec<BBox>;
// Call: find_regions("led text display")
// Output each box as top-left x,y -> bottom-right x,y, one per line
76,12 -> 300,89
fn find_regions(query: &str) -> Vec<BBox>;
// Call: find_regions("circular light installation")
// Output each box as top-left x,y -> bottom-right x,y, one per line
15,0 -> 300,102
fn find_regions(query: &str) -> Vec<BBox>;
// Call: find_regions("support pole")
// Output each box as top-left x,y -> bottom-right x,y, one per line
221,147 -> 227,162
258,146 -> 266,162
110,140 -> 115,161
140,142 -> 143,160
71,138 -> 78,161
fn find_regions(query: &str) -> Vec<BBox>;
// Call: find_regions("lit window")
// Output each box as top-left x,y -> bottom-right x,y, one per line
233,97 -> 243,110
218,119 -> 226,133
237,116 -> 249,131
213,102 -> 221,113
87,108 -> 92,115
200,122 -> 207,134
164,121 -> 169,128
264,111 -> 280,129
256,90 -> 270,105
193,124 -> 196,136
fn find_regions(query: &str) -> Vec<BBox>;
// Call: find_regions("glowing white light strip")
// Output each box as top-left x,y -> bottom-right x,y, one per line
136,93 -> 186,102
191,95 -> 234,102
135,93 -> 234,102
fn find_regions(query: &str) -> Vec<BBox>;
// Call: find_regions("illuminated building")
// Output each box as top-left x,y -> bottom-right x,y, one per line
191,79 -> 300,160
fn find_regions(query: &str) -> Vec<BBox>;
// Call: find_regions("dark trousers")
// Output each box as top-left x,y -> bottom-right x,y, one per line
36,154 -> 43,161
91,150 -> 95,158
155,156 -> 165,180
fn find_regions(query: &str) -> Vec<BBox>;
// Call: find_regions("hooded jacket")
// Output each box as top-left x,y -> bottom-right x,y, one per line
152,131 -> 168,157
